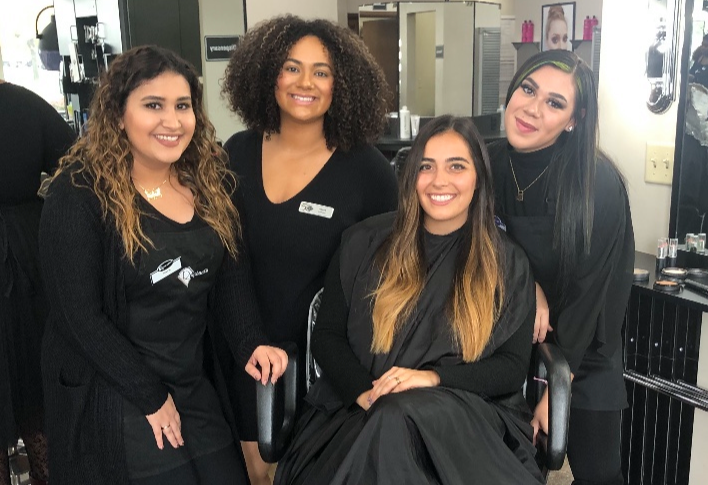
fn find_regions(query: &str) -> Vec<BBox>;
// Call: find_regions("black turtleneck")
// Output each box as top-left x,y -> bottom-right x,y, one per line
493,143 -> 556,218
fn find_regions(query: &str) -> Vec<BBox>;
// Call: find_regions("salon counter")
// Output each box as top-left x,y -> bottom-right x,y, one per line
622,251 -> 708,484
631,250 -> 708,312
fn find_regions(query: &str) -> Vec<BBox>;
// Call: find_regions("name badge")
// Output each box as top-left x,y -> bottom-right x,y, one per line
299,201 -> 334,219
150,257 -> 182,285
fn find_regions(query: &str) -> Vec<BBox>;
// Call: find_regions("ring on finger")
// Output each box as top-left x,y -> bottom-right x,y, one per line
161,424 -> 171,430
393,376 -> 401,385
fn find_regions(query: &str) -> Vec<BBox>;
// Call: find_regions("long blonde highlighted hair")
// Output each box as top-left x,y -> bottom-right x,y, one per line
371,116 -> 503,362
53,45 -> 240,261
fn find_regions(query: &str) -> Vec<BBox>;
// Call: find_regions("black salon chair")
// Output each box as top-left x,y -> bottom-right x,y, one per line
257,290 -> 571,480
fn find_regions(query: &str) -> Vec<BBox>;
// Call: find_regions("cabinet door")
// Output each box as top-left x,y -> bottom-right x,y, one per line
125,0 -> 202,75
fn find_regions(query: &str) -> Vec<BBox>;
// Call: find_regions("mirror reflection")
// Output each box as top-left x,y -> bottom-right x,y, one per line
675,3 -> 708,238
646,0 -> 680,113
359,2 -> 501,117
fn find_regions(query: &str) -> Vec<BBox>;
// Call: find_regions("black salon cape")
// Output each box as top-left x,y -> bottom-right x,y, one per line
274,213 -> 544,485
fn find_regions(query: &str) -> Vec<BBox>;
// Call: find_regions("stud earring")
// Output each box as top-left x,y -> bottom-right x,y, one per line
566,126 -> 574,132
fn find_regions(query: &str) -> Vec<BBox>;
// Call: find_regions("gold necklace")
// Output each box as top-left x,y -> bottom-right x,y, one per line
134,177 -> 168,200
508,157 -> 549,202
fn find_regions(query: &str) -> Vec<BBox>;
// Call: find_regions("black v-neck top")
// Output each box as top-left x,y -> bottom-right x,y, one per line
224,130 -> 398,352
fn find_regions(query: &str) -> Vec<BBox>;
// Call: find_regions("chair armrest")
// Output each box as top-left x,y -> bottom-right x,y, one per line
257,342 -> 299,463
535,342 -> 571,471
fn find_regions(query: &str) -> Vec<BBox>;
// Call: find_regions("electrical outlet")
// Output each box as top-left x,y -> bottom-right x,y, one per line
645,143 -> 674,185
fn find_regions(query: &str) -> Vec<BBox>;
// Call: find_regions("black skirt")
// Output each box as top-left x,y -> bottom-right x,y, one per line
274,387 -> 544,485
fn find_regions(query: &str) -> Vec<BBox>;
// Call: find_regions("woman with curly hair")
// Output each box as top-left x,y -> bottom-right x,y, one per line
222,15 -> 398,484
39,45 -> 287,485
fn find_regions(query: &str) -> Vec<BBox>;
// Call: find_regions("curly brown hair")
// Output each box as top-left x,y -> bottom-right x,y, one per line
53,45 -> 240,261
222,15 -> 390,151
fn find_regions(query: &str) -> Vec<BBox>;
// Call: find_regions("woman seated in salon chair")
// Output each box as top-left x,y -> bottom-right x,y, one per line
273,115 -> 545,485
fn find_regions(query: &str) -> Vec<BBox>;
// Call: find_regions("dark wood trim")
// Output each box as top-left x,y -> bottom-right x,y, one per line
359,11 -> 397,19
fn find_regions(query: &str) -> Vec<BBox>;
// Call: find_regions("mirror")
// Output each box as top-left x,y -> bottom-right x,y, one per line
671,0 -> 708,244
646,0 -> 682,113
359,1 -> 501,117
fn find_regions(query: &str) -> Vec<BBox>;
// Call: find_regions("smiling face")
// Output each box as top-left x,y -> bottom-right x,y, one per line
275,35 -> 334,125
546,18 -> 568,50
504,65 -> 576,153
121,71 -> 196,171
416,131 -> 477,235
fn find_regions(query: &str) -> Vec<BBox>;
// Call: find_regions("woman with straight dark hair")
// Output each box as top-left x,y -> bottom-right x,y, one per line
274,115 -> 544,485
488,50 -> 634,485
222,15 -> 398,484
39,45 -> 286,485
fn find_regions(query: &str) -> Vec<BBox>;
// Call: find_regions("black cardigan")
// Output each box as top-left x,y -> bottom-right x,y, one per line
39,169 -> 268,484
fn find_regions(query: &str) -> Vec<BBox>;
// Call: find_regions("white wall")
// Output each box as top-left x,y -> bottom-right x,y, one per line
198,0 -> 247,141
0,44 -> 4,79
247,0 -> 338,27
598,0 -> 677,254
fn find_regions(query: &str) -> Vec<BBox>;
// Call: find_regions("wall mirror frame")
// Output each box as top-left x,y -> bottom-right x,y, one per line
669,0 -> 708,266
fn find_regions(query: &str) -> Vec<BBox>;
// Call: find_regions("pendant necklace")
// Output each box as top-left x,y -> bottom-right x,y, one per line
508,157 -> 549,202
134,177 -> 168,201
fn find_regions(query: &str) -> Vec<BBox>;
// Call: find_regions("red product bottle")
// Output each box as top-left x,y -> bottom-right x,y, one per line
583,16 -> 592,40
528,20 -> 534,43
522,21 -> 528,42
591,15 -> 599,31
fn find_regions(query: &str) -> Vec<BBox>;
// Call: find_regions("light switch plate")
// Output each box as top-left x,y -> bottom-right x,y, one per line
645,143 -> 674,185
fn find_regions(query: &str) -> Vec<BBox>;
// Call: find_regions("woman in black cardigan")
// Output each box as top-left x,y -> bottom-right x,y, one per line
39,46 -> 287,485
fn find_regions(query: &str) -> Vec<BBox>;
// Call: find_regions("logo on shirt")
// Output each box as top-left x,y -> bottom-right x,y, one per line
494,215 -> 507,232
177,266 -> 209,287
150,257 -> 183,285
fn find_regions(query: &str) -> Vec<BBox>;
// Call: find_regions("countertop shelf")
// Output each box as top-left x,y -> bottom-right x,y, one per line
632,251 -> 708,312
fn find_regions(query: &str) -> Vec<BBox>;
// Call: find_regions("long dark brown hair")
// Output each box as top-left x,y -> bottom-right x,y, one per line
506,50 -> 624,293
53,45 -> 240,262
371,116 -> 503,362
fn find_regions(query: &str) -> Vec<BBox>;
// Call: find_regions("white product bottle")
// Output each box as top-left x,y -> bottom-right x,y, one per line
497,105 -> 505,132
399,106 -> 411,139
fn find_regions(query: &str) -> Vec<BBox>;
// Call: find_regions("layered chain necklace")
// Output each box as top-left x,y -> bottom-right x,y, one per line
508,157 -> 549,202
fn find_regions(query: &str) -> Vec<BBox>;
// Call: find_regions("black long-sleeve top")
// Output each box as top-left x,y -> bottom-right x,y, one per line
224,129 -> 398,361
0,82 -> 75,204
489,141 -> 635,375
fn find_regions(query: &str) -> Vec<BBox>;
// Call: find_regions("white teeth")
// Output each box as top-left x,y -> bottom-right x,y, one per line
292,95 -> 315,102
155,135 -> 178,141
430,194 -> 454,202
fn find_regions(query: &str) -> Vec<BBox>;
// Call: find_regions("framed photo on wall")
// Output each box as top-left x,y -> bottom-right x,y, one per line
541,2 -> 575,52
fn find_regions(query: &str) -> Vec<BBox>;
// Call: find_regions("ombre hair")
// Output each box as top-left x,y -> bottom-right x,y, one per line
53,45 -> 240,261
506,50 -> 624,294
371,116 -> 503,362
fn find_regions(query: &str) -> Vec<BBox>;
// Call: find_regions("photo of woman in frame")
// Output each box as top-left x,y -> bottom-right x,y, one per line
542,3 -> 575,52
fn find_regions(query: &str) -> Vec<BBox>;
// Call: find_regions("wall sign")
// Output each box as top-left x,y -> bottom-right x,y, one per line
435,45 -> 444,58
204,35 -> 240,61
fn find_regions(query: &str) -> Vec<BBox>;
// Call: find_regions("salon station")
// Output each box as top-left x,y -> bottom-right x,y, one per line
2,0 -> 708,484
